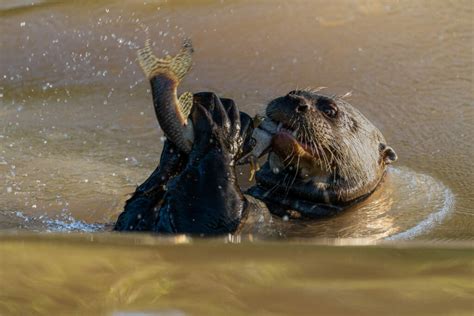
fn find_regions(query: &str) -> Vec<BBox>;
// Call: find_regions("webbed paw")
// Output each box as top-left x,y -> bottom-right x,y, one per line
190,92 -> 243,161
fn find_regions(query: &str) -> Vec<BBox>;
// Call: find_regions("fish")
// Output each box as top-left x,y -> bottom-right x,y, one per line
237,116 -> 279,180
137,38 -> 278,177
137,38 -> 195,153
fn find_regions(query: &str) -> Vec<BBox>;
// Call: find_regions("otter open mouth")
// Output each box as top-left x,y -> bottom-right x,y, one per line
266,121 -> 317,159
274,125 -> 315,155
260,119 -> 331,179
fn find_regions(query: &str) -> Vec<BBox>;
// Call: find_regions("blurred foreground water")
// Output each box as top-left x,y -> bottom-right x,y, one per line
1,234 -> 473,315
0,0 -> 473,314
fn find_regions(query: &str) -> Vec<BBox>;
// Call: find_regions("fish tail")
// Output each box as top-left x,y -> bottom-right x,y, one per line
137,38 -> 194,82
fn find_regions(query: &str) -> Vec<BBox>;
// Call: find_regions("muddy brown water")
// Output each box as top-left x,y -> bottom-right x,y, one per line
0,0 -> 473,315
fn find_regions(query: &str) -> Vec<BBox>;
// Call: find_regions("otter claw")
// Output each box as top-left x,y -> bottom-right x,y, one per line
248,156 -> 261,181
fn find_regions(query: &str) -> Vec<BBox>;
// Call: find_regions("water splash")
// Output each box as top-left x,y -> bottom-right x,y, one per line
275,167 -> 457,240
14,211 -> 105,233
385,187 -> 455,240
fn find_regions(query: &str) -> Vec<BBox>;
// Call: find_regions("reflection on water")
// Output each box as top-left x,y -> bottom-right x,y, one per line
279,167 -> 455,240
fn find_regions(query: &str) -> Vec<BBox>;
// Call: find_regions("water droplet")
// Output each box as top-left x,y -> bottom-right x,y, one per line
125,157 -> 139,166
42,82 -> 53,91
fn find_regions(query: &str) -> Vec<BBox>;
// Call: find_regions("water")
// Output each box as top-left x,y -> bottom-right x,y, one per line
0,0 -> 473,314
1,234 -> 473,315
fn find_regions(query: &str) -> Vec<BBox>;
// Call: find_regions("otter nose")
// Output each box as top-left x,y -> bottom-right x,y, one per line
296,104 -> 309,113
288,93 -> 310,113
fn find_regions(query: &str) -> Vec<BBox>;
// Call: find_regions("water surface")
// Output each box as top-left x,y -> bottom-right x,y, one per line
1,0 -> 472,238
0,0 -> 473,314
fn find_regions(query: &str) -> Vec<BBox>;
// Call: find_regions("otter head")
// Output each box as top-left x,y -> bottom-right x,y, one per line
256,89 -> 397,205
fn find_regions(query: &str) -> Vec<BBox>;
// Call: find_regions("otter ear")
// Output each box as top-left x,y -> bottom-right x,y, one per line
380,144 -> 397,164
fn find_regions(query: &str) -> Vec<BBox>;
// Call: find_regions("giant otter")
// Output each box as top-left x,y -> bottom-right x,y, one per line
247,89 -> 397,219
114,40 -> 397,234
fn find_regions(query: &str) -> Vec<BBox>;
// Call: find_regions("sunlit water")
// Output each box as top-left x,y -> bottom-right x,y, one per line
0,0 -> 472,314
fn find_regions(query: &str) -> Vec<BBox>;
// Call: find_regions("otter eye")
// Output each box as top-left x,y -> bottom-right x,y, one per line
323,107 -> 337,117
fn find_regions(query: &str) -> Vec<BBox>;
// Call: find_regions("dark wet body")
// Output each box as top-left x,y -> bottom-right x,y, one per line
115,88 -> 396,234
115,92 -> 249,233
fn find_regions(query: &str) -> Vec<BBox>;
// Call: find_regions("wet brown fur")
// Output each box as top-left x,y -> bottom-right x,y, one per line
263,90 -> 397,203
